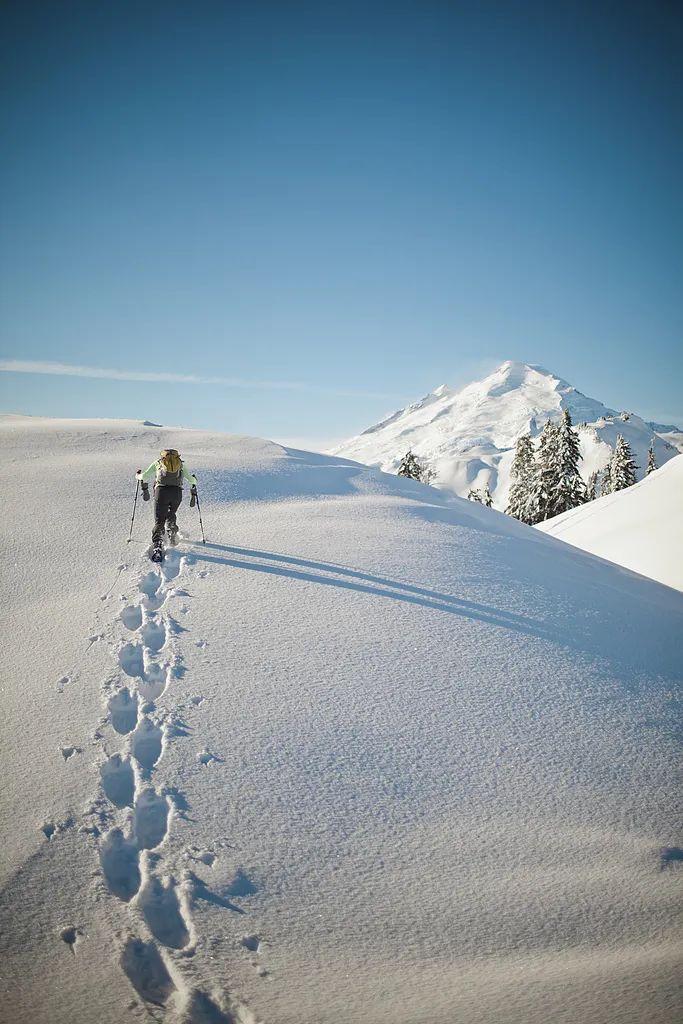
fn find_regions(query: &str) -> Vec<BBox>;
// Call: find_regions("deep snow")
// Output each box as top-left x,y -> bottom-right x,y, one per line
332,361 -> 679,508
0,414 -> 681,1024
537,453 -> 683,592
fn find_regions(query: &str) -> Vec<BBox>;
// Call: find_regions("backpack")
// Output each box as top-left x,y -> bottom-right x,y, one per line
156,449 -> 183,486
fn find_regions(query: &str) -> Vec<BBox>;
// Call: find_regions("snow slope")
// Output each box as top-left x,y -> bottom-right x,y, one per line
537,454 -> 683,592
1,414 -> 682,1024
332,361 -> 679,509
648,423 -> 683,455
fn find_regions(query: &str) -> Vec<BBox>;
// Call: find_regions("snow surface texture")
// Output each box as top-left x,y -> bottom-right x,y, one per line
0,414 -> 682,1024
537,453 -> 683,592
332,361 -> 680,510
651,429 -> 683,455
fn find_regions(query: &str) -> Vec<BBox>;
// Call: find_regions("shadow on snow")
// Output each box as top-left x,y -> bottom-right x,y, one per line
189,542 -> 557,641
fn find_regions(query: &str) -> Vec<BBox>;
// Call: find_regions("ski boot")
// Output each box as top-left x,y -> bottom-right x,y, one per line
149,530 -> 165,562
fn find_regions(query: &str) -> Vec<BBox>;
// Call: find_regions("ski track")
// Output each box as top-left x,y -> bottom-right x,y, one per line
66,541 -> 262,1021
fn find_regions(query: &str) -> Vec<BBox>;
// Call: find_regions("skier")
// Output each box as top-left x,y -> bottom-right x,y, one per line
136,449 -> 198,557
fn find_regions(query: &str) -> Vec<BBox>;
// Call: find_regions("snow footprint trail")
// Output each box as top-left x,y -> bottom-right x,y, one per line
140,570 -> 163,602
119,642 -> 145,678
118,607 -> 177,702
100,754 -> 136,809
120,604 -> 143,631
96,559 -> 187,951
181,989 -> 237,1023
138,874 -> 192,950
120,937 -> 174,1007
100,828 -> 142,902
131,717 -> 164,772
142,615 -> 167,653
108,687 -> 138,734
86,546 -> 259,1020
160,548 -> 183,582
134,787 -> 170,850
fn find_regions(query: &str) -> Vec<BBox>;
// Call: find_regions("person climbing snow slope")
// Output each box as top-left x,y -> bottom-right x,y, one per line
136,449 -> 197,551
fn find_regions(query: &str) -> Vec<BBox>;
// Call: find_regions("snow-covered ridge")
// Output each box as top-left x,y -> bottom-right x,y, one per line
2,415 -> 682,1023
537,453 -> 683,592
332,361 -> 679,508
648,422 -> 683,455
1,411 -> 683,1019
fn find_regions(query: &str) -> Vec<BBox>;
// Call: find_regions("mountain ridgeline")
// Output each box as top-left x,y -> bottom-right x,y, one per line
332,361 -> 680,511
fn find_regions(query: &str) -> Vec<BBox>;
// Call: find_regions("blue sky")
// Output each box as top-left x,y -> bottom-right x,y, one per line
1,0 -> 681,445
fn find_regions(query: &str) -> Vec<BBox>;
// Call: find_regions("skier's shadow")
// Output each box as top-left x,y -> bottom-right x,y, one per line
186,542 -> 558,642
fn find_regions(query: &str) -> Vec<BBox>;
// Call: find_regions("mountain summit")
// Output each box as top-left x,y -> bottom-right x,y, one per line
332,361 -> 678,508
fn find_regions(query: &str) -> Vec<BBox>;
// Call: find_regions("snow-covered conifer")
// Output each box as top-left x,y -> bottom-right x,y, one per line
600,453 -> 614,495
554,409 -> 586,514
586,470 -> 598,502
468,484 -> 493,506
647,441 -> 657,475
397,450 -> 435,485
506,433 -> 536,523
609,434 -> 638,491
397,451 -> 423,481
533,419 -> 562,522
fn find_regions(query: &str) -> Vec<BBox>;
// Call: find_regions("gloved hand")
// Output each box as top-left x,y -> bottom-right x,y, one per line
142,482 -> 151,502
190,484 -> 197,508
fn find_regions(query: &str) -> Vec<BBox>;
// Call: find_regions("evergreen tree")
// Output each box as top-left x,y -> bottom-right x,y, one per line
600,454 -> 614,496
506,433 -> 536,523
532,419 -> 562,522
554,409 -> 586,514
468,484 -> 494,506
397,450 -> 435,485
586,470 -> 599,502
647,440 -> 658,475
397,450 -> 423,481
609,434 -> 638,491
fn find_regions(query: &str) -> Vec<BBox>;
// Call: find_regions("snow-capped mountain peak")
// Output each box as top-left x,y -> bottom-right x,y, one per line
332,361 -> 678,508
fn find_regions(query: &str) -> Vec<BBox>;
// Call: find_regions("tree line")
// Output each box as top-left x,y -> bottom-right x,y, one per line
396,409 -> 657,525
506,410 -> 649,524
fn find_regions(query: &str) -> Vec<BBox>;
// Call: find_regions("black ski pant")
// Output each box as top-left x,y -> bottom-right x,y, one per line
153,484 -> 182,542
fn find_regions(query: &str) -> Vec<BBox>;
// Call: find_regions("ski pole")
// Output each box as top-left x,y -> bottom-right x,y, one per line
194,489 -> 206,544
127,477 -> 140,542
